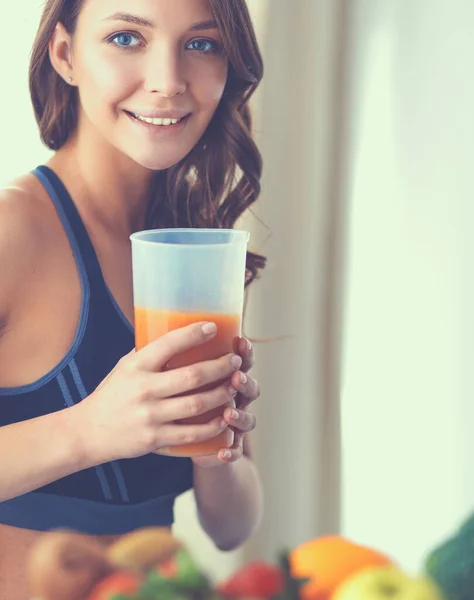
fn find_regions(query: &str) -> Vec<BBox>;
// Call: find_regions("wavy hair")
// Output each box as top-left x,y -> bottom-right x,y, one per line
29,0 -> 266,286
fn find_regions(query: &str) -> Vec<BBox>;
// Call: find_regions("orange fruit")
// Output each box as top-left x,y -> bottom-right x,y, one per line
289,536 -> 394,600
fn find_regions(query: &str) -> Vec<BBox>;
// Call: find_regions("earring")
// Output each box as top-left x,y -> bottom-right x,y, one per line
67,77 -> 73,84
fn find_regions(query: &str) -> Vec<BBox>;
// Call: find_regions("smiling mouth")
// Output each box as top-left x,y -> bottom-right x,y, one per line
125,110 -> 190,127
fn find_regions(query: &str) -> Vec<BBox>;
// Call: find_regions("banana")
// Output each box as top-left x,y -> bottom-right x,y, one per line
107,527 -> 182,571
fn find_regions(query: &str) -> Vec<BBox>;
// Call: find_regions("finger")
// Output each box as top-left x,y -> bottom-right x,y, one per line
223,407 -> 257,434
151,384 -> 235,423
152,352 -> 242,398
234,430 -> 245,449
229,372 -> 260,409
135,321 -> 219,372
217,441 -> 244,463
154,416 -> 229,452
234,337 -> 254,373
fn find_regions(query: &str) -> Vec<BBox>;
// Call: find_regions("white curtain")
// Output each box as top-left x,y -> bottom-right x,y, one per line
341,0 -> 474,571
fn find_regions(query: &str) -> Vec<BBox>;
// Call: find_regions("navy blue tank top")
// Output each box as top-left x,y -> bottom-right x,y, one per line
0,166 -> 193,534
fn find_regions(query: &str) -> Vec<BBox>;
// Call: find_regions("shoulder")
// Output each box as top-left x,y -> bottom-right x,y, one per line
0,172 -> 48,253
0,173 -> 51,323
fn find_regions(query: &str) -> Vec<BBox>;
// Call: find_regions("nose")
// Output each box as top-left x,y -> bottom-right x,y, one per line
143,46 -> 187,97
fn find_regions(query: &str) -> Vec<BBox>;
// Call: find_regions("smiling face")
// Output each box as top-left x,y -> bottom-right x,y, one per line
50,0 -> 228,170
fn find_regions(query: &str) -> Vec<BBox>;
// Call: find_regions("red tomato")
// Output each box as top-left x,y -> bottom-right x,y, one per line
217,561 -> 285,598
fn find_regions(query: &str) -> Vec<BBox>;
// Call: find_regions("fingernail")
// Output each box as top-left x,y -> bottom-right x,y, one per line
246,339 -> 252,351
240,372 -> 247,384
228,386 -> 237,397
220,419 -> 228,429
231,410 -> 239,420
202,323 -> 217,335
222,450 -> 232,459
231,355 -> 242,370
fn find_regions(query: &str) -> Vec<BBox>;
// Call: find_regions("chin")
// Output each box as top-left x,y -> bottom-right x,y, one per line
126,145 -> 198,172
134,158 -> 175,171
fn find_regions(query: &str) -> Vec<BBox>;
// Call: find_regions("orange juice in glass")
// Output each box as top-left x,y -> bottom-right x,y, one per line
130,228 -> 249,457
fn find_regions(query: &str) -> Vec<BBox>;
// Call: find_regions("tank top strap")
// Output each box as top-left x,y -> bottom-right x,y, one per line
32,165 -> 106,291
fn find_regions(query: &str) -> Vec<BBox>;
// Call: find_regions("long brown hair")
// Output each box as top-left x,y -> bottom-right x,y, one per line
29,0 -> 266,286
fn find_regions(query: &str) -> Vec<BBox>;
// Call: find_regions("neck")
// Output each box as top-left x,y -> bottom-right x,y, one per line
47,120 -> 156,237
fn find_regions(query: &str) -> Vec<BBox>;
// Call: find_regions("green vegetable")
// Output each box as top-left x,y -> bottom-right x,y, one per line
274,549 -> 308,600
174,548 -> 211,591
135,549 -> 213,600
424,512 -> 474,600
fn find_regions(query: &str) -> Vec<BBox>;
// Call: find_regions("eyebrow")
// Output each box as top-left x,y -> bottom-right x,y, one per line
189,19 -> 218,32
103,12 -> 218,32
103,12 -> 154,27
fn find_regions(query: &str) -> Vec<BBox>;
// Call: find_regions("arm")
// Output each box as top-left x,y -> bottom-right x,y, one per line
193,339 -> 263,551
193,437 -> 263,551
0,409 -> 91,502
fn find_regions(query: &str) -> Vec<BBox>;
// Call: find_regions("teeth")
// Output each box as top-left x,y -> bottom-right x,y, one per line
132,113 -> 181,126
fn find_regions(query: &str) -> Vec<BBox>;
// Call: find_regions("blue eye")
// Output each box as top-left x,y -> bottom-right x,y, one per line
186,39 -> 220,54
109,32 -> 141,48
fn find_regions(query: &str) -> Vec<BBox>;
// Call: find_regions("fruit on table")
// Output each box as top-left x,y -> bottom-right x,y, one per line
424,511 -> 474,600
332,565 -> 446,600
217,560 -> 285,598
157,546 -> 210,590
27,530 -> 114,600
133,547 -> 213,600
155,555 -> 179,578
289,536 -> 394,600
27,527 -> 183,600
107,527 -> 182,572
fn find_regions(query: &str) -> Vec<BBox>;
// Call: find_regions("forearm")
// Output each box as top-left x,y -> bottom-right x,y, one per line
0,406 -> 90,502
193,456 -> 263,551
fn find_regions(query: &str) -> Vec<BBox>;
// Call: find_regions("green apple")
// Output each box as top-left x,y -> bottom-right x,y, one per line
332,565 -> 446,600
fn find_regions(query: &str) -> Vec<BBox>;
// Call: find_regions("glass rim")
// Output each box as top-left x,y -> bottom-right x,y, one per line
130,228 -> 250,247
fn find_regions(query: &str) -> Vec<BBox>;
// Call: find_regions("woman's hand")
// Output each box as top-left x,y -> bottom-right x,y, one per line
73,322 -> 242,466
192,337 -> 260,468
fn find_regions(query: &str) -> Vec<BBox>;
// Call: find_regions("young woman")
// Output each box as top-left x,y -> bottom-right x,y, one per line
0,0 -> 266,596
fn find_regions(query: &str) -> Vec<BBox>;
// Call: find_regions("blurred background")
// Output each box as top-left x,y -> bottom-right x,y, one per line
1,0 -> 473,583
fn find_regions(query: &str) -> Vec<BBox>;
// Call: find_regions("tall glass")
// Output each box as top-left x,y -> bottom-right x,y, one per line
130,228 -> 249,457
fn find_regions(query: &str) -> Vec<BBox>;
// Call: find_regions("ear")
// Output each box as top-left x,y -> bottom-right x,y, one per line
49,22 -> 75,85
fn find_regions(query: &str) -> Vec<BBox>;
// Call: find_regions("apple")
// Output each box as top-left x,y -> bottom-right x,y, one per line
332,565 -> 446,600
